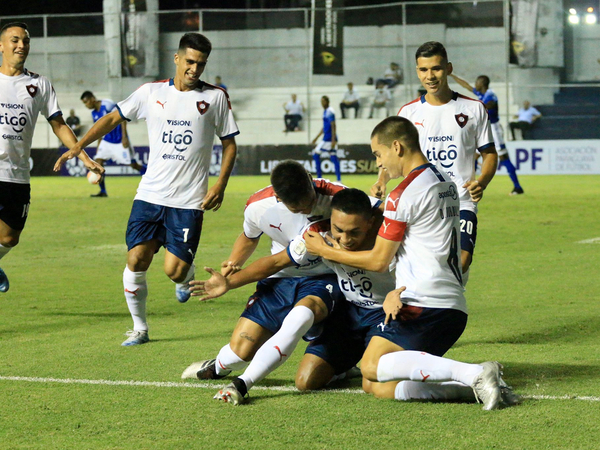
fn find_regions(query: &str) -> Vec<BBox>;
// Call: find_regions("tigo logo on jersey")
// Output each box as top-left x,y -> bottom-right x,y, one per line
0,111 -> 28,133
162,129 -> 193,152
426,145 -> 458,169
197,101 -> 210,115
455,113 -> 468,128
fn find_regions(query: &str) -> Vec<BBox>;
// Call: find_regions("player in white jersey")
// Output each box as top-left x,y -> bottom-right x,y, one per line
54,33 -> 239,346
372,42 -> 498,281
0,22 -> 103,293
179,160 -> 345,404
306,117 -> 508,410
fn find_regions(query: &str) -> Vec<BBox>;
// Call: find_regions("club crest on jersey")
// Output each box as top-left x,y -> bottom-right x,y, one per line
197,100 -> 210,115
26,84 -> 38,98
455,113 -> 468,128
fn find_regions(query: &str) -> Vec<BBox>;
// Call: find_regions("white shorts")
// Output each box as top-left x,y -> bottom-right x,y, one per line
96,140 -> 132,164
313,140 -> 337,155
490,122 -> 508,157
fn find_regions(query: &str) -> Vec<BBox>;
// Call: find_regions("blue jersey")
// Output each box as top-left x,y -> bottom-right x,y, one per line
322,107 -> 337,142
473,88 -> 499,124
92,99 -> 123,144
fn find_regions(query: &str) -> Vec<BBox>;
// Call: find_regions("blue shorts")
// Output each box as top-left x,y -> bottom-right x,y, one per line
240,275 -> 342,340
125,200 -> 203,265
372,305 -> 468,356
460,210 -> 478,255
0,181 -> 30,231
305,301 -> 386,375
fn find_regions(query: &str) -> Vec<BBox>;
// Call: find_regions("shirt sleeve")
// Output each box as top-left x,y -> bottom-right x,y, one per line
215,90 -> 239,139
40,77 -> 61,120
117,83 -> 150,121
287,220 -> 330,266
242,203 -> 263,239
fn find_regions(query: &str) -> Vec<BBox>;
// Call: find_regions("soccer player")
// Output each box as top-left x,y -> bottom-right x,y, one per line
80,90 -> 146,197
311,96 -> 341,181
180,160 -> 345,404
306,117 -> 505,410
372,41 -> 498,280
54,33 -> 239,346
0,22 -> 103,293
451,73 -> 524,195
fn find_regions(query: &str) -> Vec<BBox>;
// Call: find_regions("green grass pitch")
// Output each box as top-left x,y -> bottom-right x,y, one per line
0,174 -> 599,449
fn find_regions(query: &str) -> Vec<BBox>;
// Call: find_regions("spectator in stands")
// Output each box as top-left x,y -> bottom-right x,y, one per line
339,82 -> 360,119
509,100 -> 541,140
283,93 -> 304,132
368,81 -> 392,119
378,62 -> 403,89
66,109 -> 82,137
214,75 -> 227,90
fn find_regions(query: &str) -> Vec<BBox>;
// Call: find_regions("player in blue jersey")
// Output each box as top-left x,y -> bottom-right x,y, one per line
311,96 -> 341,181
81,91 -> 146,197
451,74 -> 524,195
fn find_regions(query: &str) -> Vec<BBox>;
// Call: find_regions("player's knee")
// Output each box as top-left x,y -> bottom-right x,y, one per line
295,370 -> 321,391
165,265 -> 187,283
127,253 -> 151,272
360,357 -> 379,382
0,234 -> 19,248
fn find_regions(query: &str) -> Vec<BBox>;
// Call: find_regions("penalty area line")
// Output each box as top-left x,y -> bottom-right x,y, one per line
1,376 -> 599,402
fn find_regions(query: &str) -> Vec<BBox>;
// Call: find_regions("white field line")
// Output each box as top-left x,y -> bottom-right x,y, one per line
576,237 -> 600,244
1,375 -> 599,402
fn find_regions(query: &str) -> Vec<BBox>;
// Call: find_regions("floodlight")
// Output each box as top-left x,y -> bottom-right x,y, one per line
585,13 -> 597,24
568,14 -> 580,24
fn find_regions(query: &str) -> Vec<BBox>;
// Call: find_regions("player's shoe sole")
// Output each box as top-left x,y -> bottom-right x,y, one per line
121,330 -> 149,346
510,187 -> 524,195
0,267 -> 9,293
213,383 -> 247,405
182,359 -> 229,380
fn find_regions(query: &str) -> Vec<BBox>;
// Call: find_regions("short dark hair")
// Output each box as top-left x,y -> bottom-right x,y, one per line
371,116 -> 420,150
322,95 -> 330,103
331,188 -> 372,219
178,33 -> 212,56
1,22 -> 28,37
80,91 -> 95,100
415,41 -> 448,62
477,75 -> 490,88
270,160 -> 313,206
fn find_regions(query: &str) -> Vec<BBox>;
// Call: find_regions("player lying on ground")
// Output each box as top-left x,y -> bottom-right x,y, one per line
0,22 -> 103,293
305,116 -> 511,410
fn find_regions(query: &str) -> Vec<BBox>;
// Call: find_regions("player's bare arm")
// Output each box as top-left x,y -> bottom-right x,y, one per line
331,121 -> 337,147
201,136 -> 237,212
370,167 -> 391,199
464,146 -> 498,202
304,232 -> 399,273
449,73 -> 473,92
49,116 -> 104,175
311,128 -> 323,145
220,232 -> 261,276
121,120 -> 130,148
191,249 -> 293,301
53,109 -> 125,171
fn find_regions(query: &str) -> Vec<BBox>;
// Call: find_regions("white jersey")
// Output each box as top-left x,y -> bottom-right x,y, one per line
117,79 -> 239,209
378,163 -> 466,313
243,179 -> 346,278
288,220 -> 395,309
0,69 -> 61,184
398,92 -> 493,212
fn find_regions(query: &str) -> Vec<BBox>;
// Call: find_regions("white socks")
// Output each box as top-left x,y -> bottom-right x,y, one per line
215,344 -> 249,376
0,244 -> 11,261
123,266 -> 148,332
395,380 -> 476,402
239,305 -> 315,390
377,350 -> 483,387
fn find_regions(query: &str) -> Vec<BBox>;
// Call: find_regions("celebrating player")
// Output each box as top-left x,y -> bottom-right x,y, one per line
80,90 -> 146,197
451,73 -> 524,195
306,117 -> 506,410
372,41 -> 497,282
0,22 -> 103,293
181,160 -> 346,404
311,96 -> 341,181
54,33 -> 239,346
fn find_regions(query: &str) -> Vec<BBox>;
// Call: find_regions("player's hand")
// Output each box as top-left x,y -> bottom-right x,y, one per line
220,260 -> 241,277
189,267 -> 230,301
53,145 -> 83,171
201,184 -> 225,211
463,180 -> 484,202
83,158 -> 105,175
370,180 -> 387,199
304,231 -> 329,256
383,287 -> 406,325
